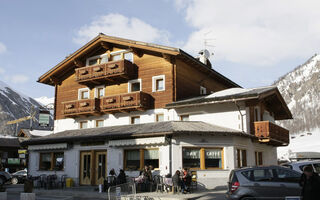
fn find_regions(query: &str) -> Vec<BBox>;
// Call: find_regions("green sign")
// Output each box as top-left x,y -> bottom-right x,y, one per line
8,158 -> 20,165
39,113 -> 50,126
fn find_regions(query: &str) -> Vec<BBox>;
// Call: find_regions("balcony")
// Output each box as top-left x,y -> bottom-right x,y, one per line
75,59 -> 136,85
100,91 -> 152,113
62,98 -> 100,117
254,121 -> 289,146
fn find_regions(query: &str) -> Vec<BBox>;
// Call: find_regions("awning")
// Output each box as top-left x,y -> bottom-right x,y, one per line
109,137 -> 166,147
28,143 -> 68,151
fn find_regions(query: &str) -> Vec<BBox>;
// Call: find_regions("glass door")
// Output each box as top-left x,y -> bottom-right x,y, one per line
80,151 -> 92,185
95,151 -> 107,185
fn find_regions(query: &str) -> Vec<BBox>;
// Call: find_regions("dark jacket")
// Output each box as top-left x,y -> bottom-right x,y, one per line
172,174 -> 181,186
299,173 -> 320,200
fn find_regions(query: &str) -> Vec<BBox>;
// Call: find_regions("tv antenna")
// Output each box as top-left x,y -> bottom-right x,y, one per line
203,31 -> 215,57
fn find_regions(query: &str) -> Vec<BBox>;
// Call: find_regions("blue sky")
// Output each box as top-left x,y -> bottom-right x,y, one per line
0,0 -> 319,98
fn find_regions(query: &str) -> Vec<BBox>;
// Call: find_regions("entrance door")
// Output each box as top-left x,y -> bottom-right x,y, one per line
95,151 -> 107,185
80,151 -> 92,185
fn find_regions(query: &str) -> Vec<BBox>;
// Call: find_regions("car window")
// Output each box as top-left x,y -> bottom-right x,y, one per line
242,169 -> 273,182
274,168 -> 301,182
312,163 -> 320,173
299,164 -> 312,172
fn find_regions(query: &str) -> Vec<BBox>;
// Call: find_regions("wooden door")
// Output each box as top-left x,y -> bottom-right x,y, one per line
95,151 -> 107,185
80,151 -> 92,185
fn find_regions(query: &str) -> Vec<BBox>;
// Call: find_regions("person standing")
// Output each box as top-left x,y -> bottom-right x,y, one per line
299,165 -> 320,200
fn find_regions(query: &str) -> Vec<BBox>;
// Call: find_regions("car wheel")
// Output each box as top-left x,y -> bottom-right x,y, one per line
11,177 -> 18,185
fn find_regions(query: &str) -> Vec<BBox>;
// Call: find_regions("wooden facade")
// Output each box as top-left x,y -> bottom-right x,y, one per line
48,36 -> 237,120
254,121 -> 289,146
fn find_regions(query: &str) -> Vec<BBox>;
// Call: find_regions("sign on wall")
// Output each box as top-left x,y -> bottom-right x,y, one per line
7,158 -> 20,165
39,110 -> 50,127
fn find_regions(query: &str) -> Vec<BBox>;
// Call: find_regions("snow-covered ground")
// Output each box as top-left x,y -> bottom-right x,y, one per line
278,128 -> 320,161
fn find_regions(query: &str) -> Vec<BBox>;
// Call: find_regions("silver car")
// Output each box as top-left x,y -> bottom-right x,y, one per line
282,160 -> 320,174
226,166 -> 302,200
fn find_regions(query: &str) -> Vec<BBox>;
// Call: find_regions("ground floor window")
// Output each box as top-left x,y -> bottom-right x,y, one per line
255,151 -> 263,166
124,148 -> 159,170
39,152 -> 64,171
183,147 -> 223,170
236,149 -> 247,168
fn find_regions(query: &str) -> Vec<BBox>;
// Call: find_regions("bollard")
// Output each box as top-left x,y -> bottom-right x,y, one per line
20,193 -> 35,200
0,192 -> 7,200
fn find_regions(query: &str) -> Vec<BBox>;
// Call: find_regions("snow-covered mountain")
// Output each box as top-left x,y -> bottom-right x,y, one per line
274,54 -> 320,135
0,80 -> 53,136
34,96 -> 54,109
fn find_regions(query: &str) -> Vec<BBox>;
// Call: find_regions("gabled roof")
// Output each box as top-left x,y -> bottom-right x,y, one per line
38,33 -> 240,88
166,86 -> 293,120
22,121 -> 250,145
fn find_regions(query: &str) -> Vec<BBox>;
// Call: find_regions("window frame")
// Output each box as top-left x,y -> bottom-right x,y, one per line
128,79 -> 142,93
255,151 -> 263,166
130,116 -> 140,124
200,86 -> 207,95
95,119 -> 104,128
236,149 -> 247,168
39,152 -> 64,171
155,113 -> 164,122
86,53 -> 109,66
123,148 -> 159,171
78,88 -> 90,100
182,147 -> 224,170
152,75 -> 165,92
79,121 -> 88,129
94,85 -> 105,98
180,114 -> 190,121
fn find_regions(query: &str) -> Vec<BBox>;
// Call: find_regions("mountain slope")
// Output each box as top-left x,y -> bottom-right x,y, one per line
0,80 -> 53,136
274,54 -> 320,134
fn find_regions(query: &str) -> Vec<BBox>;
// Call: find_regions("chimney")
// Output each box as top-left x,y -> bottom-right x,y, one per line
197,49 -> 212,68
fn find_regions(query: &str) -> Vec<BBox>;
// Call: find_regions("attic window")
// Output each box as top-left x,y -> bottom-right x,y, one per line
200,86 -> 207,95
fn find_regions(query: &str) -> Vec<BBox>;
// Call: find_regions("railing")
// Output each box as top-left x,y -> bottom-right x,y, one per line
62,98 -> 100,116
75,59 -> 135,83
254,121 -> 289,146
101,91 -> 152,113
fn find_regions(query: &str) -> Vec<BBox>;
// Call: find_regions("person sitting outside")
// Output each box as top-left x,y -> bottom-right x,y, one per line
117,169 -> 126,185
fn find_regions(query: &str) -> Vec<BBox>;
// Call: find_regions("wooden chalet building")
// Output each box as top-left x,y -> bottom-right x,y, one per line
23,34 -> 292,189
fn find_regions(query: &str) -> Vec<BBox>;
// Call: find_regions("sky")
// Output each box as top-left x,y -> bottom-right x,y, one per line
0,0 -> 320,99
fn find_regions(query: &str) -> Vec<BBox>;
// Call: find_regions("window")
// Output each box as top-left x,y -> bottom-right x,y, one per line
155,114 -> 164,122
152,75 -> 165,92
111,53 -> 121,61
95,120 -> 104,128
131,116 -> 140,124
128,79 -> 141,92
79,121 -> 88,129
274,168 -> 301,182
124,149 -> 159,170
200,86 -> 207,95
183,147 -> 224,169
254,108 -> 259,121
86,54 -> 108,66
95,86 -> 105,98
242,169 -> 274,182
39,152 -> 64,171
180,115 -> 189,121
144,149 -> 159,169
255,151 -> 263,166
124,52 -> 134,63
78,88 -> 89,100
236,149 -> 247,168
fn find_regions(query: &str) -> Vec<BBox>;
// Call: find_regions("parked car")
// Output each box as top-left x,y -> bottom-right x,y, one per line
282,160 -> 320,174
0,171 -> 12,185
11,170 -> 27,184
226,166 -> 302,200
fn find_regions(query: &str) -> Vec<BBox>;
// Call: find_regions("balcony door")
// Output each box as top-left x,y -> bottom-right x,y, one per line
95,151 -> 107,185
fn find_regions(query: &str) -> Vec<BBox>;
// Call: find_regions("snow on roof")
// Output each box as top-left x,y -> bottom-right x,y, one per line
29,130 -> 53,137
278,128 -> 320,161
0,134 -> 17,138
204,87 -> 252,99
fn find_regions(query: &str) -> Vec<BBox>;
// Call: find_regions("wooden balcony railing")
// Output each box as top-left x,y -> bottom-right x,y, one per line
75,59 -> 136,85
100,91 -> 152,113
62,98 -> 100,117
254,121 -> 289,146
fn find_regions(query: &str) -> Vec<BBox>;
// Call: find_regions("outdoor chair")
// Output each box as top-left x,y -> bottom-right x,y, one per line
155,175 -> 164,193
39,174 -> 47,189
46,174 -> 57,189
190,171 -> 197,192
58,174 -> 67,189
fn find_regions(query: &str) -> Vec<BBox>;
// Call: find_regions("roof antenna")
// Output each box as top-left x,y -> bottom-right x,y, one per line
198,31 -> 215,66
